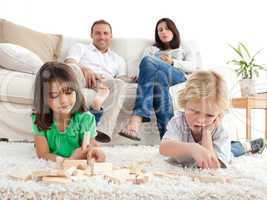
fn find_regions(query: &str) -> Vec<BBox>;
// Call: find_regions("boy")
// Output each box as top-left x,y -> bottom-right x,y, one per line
159,70 -> 265,169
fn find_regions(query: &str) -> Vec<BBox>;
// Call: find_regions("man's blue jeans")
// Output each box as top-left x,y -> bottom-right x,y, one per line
231,141 -> 246,157
88,107 -> 103,125
133,56 -> 187,139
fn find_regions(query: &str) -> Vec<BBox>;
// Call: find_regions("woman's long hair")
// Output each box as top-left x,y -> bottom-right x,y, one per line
33,61 -> 86,131
154,18 -> 181,50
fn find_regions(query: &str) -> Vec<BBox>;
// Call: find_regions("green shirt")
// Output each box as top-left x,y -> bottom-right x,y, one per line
32,112 -> 97,158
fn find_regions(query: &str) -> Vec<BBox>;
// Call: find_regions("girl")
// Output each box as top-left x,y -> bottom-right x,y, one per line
32,62 -> 106,163
119,18 -> 198,140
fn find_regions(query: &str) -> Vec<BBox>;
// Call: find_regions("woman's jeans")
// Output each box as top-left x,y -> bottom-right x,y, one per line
231,141 -> 246,157
133,56 -> 187,139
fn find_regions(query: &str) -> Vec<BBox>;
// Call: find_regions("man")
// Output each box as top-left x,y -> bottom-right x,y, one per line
65,20 -> 134,143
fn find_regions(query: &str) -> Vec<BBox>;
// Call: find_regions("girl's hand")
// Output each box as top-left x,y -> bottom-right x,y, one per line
87,147 -> 106,162
191,143 -> 220,169
160,54 -> 173,65
70,147 -> 88,160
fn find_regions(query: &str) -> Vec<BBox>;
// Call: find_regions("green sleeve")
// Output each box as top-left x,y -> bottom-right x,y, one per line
79,112 -> 97,140
31,114 -> 46,137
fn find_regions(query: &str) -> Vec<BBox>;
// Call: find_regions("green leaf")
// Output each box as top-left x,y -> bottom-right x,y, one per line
228,43 -> 244,59
239,42 -> 251,59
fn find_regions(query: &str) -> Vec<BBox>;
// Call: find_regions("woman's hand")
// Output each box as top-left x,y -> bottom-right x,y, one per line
87,147 -> 106,162
160,54 -> 173,65
191,143 -> 220,169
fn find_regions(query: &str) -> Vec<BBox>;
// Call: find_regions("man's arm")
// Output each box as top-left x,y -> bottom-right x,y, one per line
64,58 -> 101,88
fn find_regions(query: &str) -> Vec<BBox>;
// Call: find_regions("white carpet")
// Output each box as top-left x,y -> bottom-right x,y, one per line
0,142 -> 267,200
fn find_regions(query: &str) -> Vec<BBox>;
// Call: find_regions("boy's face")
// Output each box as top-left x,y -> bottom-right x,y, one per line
184,97 -> 221,135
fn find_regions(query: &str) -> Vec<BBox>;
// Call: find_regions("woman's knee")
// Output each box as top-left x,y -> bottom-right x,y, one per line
139,56 -> 157,71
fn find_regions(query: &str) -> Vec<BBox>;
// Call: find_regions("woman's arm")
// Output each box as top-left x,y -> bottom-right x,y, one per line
172,43 -> 200,73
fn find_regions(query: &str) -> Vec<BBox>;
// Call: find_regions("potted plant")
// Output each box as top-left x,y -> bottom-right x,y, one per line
227,42 -> 266,97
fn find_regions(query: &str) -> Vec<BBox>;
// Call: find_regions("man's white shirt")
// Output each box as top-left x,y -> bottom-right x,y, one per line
66,43 -> 127,78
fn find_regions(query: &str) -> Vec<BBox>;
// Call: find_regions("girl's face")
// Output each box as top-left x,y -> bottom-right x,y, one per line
184,97 -> 221,135
157,21 -> 174,44
47,81 -> 76,116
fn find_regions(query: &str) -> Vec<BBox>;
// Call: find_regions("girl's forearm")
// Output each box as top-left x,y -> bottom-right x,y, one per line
37,152 -> 58,162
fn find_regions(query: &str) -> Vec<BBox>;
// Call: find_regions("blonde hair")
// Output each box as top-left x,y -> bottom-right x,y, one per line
178,70 -> 229,112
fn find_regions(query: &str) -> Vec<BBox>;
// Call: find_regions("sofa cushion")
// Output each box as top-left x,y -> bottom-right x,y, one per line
0,68 -> 35,105
0,19 -> 62,62
0,43 -> 43,74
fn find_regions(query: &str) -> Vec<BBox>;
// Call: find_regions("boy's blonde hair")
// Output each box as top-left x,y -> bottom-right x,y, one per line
178,70 -> 229,112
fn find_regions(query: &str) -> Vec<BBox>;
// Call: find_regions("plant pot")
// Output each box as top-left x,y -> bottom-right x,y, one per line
239,79 -> 256,97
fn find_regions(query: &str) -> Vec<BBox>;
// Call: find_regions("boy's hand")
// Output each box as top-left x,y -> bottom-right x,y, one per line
191,144 -> 220,169
87,147 -> 106,162
202,114 -> 224,135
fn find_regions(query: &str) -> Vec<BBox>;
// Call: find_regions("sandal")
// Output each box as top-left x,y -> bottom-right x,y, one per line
118,130 -> 141,141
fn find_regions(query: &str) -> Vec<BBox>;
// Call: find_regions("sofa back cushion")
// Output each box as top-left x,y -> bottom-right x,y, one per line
0,19 -> 62,62
0,43 -> 43,74
59,37 -> 153,76
60,37 -> 201,77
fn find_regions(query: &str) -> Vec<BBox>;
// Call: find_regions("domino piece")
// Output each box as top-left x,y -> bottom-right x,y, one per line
32,167 -> 77,178
103,169 -> 130,184
82,134 -> 91,151
62,160 -> 88,170
191,175 -> 227,183
8,170 -> 32,181
129,173 -> 153,185
85,162 -> 113,175
42,176 -> 70,184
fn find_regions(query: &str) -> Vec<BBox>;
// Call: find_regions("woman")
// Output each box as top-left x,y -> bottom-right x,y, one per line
119,18 -> 198,140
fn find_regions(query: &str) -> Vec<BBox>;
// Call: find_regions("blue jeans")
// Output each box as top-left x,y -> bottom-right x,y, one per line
133,56 -> 187,139
88,107 -> 103,125
231,141 -> 246,157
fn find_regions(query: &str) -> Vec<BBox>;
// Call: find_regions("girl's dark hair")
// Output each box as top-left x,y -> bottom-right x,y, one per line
154,18 -> 181,50
33,62 -> 86,131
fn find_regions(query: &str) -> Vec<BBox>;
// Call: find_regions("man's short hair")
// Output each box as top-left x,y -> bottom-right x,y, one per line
91,20 -> 112,34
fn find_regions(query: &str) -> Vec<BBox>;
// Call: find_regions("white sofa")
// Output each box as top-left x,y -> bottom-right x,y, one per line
0,20 -> 201,145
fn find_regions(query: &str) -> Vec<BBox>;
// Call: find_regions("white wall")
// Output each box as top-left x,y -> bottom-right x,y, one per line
1,0 -> 266,138
1,0 -> 267,66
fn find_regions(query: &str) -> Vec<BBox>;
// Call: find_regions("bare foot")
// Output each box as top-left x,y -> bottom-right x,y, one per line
119,115 -> 142,140
91,83 -> 110,110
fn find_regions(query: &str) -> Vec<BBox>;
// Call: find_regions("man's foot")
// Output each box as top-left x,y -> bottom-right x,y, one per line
118,116 -> 142,141
250,138 -> 265,154
91,84 -> 110,110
